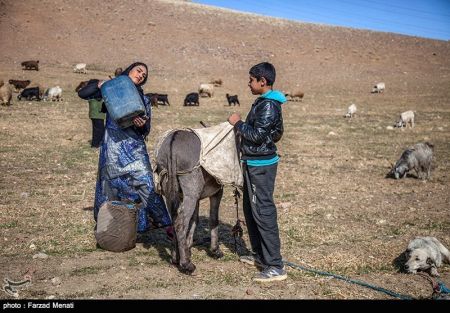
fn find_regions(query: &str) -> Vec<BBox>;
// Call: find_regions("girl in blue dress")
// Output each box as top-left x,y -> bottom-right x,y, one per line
78,62 -> 173,235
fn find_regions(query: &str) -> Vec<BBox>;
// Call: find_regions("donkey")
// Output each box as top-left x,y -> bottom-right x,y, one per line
155,130 -> 225,274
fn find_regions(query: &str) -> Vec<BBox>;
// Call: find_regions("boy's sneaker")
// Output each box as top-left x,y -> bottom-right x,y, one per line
253,266 -> 287,282
239,255 -> 264,269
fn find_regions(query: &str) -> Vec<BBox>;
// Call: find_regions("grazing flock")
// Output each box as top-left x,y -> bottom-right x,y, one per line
1,60 -> 63,104
0,63 -> 434,182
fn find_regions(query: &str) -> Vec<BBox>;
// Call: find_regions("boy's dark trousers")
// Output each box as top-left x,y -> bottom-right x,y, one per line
91,118 -> 105,148
242,162 -> 283,269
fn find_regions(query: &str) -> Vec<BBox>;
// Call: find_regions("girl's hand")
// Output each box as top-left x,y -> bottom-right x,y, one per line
132,115 -> 148,128
97,80 -> 106,88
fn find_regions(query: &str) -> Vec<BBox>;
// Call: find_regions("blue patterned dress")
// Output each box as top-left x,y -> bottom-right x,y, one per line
93,96 -> 171,232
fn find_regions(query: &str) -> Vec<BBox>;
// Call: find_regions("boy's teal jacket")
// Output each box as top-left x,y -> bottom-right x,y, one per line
261,90 -> 287,104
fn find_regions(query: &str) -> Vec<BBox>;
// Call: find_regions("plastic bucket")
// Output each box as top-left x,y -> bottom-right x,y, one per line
101,76 -> 145,128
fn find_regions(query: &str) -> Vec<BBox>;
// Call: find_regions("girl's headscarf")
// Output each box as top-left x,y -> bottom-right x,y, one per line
120,62 -> 149,97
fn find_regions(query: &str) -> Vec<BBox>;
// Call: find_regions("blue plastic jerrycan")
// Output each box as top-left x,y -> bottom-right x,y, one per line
101,75 -> 145,128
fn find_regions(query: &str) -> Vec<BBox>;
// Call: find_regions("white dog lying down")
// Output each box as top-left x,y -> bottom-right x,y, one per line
405,236 -> 450,277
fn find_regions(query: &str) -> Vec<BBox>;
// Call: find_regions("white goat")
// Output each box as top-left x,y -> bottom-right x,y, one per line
44,86 -> 63,101
371,82 -> 385,93
395,110 -> 415,128
198,83 -> 214,97
73,63 -> 87,74
344,103 -> 357,118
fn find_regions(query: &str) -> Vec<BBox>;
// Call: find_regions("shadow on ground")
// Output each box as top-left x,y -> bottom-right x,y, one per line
136,216 -> 251,266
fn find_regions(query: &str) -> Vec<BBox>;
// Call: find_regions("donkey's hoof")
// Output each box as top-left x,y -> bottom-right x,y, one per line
180,262 -> 196,274
209,248 -> 224,259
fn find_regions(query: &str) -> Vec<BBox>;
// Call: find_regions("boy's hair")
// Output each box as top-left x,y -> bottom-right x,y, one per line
249,62 -> 276,86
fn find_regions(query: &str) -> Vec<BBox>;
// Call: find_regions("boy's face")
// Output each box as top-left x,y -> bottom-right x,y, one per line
248,75 -> 266,95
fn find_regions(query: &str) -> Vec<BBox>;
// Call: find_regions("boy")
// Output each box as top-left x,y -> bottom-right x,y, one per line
88,98 -> 106,148
228,62 -> 287,282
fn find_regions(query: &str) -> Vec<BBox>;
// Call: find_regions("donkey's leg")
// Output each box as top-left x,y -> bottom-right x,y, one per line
174,199 -> 196,273
176,171 -> 203,274
186,201 -> 200,251
170,208 -> 179,266
209,188 -> 224,259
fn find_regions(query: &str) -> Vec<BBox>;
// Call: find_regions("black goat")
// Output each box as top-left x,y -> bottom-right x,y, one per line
226,93 -> 240,106
184,92 -> 200,106
17,87 -> 41,101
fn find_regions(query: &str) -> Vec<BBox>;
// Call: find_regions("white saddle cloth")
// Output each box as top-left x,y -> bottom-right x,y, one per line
190,122 -> 243,188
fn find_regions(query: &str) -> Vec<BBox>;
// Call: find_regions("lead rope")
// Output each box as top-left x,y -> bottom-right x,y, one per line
283,260 -> 415,300
417,272 -> 450,300
231,188 -> 245,254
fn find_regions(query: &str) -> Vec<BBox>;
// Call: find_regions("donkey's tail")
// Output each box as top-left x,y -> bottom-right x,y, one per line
166,131 -> 180,215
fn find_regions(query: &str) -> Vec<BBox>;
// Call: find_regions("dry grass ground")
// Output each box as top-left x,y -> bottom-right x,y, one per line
0,64 -> 449,300
0,0 -> 449,300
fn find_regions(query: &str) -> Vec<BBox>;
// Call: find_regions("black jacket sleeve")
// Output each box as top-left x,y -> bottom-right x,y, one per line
77,79 -> 102,100
235,101 -> 279,144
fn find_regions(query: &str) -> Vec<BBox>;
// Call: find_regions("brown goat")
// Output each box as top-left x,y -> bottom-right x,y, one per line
8,79 -> 31,92
285,90 -> 304,102
114,67 -> 123,77
209,78 -> 223,87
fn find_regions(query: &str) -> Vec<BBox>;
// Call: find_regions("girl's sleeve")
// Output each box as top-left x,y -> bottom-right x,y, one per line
135,94 -> 151,139
78,79 -> 102,100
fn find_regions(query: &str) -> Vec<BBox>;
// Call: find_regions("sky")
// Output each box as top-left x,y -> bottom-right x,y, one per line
193,0 -> 450,41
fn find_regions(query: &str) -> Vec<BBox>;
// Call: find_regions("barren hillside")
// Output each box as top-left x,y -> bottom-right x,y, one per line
1,0 -> 449,95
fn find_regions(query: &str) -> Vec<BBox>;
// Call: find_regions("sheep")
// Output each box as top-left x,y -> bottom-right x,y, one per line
395,110 -> 415,128
21,60 -> 39,71
44,86 -> 63,101
344,103 -> 357,118
73,63 -> 87,74
285,90 -> 304,101
8,79 -> 31,92
371,82 -> 385,93
209,78 -> 223,87
198,83 -> 214,97
0,82 -> 13,106
387,142 -> 433,180
225,93 -> 240,106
